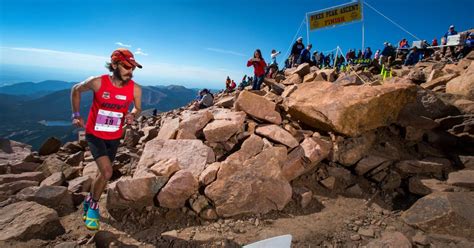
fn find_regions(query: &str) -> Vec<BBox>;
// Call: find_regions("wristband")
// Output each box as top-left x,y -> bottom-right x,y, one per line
72,112 -> 80,119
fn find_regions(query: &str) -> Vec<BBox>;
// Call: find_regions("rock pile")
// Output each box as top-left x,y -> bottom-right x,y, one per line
1,51 -> 473,245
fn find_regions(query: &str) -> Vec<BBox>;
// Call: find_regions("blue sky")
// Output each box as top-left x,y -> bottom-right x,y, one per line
0,0 -> 473,89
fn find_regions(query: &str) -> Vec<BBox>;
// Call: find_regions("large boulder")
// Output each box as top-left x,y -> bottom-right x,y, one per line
176,110 -> 213,139
0,139 -> 31,165
205,147 -> 292,217
0,201 -> 64,241
40,172 -> 65,186
36,156 -> 69,178
9,161 -> 41,174
255,125 -> 299,148
0,180 -> 39,202
420,73 -> 459,90
157,170 -> 198,209
156,117 -> 180,140
299,136 -> 332,163
0,172 -> 44,185
446,62 -> 474,100
16,186 -> 74,216
447,169 -> 474,189
135,139 -> 215,178
107,176 -> 168,209
293,63 -> 310,77
334,131 -> 376,166
234,91 -> 282,125
402,192 -> 474,238
225,134 -> 264,164
285,81 -> 416,136
38,137 -> 61,156
398,86 -> 458,124
203,110 -> 245,142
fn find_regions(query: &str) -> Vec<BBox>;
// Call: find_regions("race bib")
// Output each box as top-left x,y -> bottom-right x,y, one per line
94,109 -> 123,132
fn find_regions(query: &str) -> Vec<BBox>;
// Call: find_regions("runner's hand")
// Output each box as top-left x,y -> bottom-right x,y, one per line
72,117 -> 85,128
125,113 -> 135,125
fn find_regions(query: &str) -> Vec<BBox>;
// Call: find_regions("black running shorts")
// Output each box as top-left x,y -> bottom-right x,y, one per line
85,133 -> 120,161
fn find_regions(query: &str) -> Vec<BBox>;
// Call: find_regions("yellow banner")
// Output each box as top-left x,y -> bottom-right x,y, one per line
308,1 -> 362,30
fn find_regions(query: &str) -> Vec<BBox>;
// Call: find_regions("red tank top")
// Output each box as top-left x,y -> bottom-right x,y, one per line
85,75 -> 134,140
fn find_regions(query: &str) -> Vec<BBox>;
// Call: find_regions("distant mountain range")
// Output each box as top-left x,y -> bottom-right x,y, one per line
0,80 -> 198,150
0,80 -> 75,99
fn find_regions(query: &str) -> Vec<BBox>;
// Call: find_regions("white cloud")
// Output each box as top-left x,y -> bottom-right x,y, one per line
115,42 -> 131,48
135,48 -> 148,56
206,47 -> 246,57
7,47 -> 107,60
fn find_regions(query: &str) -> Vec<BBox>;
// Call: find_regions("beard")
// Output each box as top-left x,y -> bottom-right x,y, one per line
113,68 -> 133,83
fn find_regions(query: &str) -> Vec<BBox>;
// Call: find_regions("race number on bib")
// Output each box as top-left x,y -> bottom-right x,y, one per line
94,109 -> 123,132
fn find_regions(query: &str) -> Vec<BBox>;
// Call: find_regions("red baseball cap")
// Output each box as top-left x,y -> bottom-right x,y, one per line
111,48 -> 142,69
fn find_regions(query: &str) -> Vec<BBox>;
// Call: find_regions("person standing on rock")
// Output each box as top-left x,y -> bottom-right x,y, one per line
70,48 -> 143,230
442,24 -> 458,57
290,37 -> 305,67
247,49 -> 266,90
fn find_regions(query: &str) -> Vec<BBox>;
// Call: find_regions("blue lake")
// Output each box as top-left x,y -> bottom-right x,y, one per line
39,120 -> 71,126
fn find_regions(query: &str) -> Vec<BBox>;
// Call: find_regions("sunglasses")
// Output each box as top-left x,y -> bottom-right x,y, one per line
119,62 -> 135,70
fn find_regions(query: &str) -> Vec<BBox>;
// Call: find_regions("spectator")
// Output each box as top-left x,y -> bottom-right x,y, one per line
290,37 -> 305,67
298,44 -> 312,64
345,49 -> 352,61
364,47 -> 373,59
356,49 -> 362,59
247,49 -> 267,90
380,42 -> 393,64
432,38 -> 438,46
459,32 -> 474,58
324,55 -> 331,68
270,49 -> 281,65
152,109 -> 158,116
193,89 -> 214,110
311,51 -> 318,66
318,52 -> 325,67
374,49 -> 380,60
225,78 -> 236,92
399,38 -> 409,48
404,46 -> 421,66
238,75 -> 250,90
442,25 -> 458,57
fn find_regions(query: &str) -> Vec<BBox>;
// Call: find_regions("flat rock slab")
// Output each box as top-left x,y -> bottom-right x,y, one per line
285,81 -> 416,136
135,139 -> 215,178
402,192 -> 474,238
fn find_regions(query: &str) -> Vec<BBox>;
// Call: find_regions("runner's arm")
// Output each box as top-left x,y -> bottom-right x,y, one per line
71,76 -> 100,114
130,84 -> 142,117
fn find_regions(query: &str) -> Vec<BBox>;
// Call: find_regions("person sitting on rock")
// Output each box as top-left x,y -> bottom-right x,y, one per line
458,32 -> 473,59
404,46 -> 421,66
374,49 -> 380,60
364,47 -> 373,60
247,49 -> 266,90
225,76 -> 236,92
399,38 -> 409,49
238,75 -> 250,90
193,89 -> 214,110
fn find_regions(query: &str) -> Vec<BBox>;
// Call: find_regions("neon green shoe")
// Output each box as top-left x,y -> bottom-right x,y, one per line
85,207 -> 100,230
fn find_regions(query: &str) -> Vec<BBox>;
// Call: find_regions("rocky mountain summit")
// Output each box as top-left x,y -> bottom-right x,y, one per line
1,51 -> 473,247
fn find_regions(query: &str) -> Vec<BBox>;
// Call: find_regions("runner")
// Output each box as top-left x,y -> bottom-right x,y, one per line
70,48 -> 143,230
